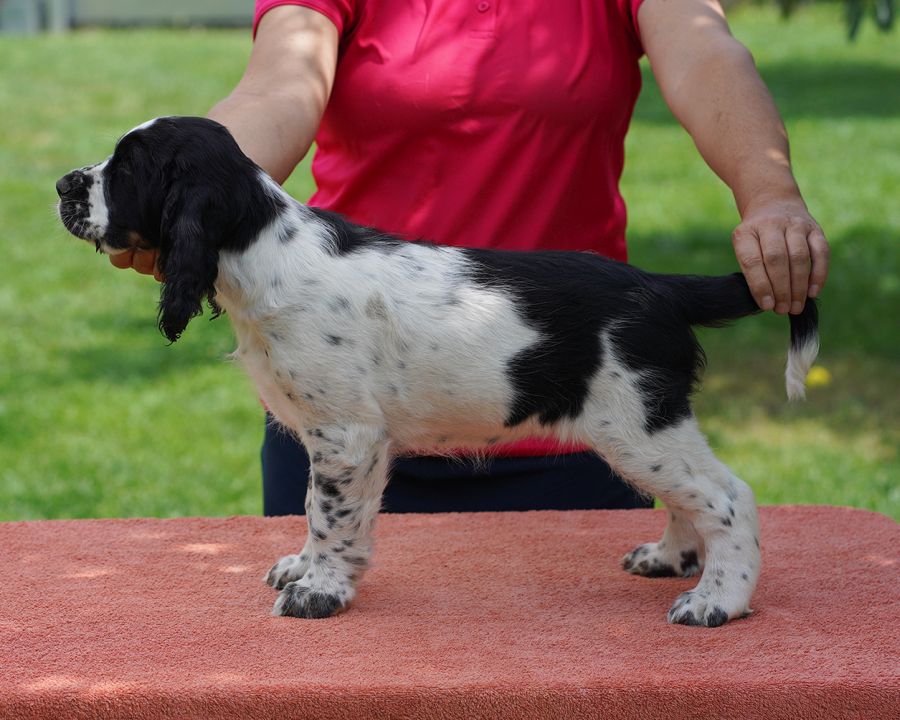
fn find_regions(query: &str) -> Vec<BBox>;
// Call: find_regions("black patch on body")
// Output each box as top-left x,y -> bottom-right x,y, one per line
308,206 -> 404,255
461,250 -> 759,431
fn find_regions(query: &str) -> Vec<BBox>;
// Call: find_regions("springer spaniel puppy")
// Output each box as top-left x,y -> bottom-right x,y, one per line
57,116 -> 819,627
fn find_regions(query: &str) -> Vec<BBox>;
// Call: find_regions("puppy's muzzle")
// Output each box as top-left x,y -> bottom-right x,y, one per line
56,171 -> 88,198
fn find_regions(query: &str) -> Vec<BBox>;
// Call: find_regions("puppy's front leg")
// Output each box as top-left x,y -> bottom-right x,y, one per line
269,423 -> 390,619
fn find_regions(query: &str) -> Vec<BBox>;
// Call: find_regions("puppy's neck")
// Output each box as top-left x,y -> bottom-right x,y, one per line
214,178 -> 332,319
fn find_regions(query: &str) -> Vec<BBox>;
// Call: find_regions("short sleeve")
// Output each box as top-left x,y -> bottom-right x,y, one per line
253,0 -> 356,38
616,0 -> 647,53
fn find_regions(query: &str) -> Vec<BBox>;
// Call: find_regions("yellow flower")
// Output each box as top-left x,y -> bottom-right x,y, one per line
806,365 -> 832,388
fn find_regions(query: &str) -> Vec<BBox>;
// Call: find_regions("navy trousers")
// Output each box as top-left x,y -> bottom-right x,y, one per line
261,416 -> 651,515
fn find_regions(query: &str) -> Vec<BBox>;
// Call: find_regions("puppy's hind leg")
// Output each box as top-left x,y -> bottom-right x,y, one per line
268,422 -> 390,619
586,415 -> 760,627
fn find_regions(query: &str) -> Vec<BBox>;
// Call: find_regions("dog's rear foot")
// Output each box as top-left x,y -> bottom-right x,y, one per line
622,543 -> 701,578
264,553 -> 309,590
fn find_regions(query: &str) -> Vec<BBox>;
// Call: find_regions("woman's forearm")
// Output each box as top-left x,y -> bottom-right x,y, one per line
640,0 -> 829,314
208,5 -> 339,184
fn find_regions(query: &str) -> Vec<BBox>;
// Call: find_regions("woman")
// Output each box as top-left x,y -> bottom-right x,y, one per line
113,0 -> 828,515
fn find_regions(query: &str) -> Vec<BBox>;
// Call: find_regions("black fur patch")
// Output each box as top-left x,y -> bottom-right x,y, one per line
680,550 -> 700,575
461,249 -> 761,431
308,206 -> 404,255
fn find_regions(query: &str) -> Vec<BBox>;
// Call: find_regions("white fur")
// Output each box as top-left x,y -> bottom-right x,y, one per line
786,335 -> 820,401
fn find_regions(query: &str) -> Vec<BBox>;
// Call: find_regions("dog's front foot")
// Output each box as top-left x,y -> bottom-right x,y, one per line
273,579 -> 352,619
264,553 -> 310,590
666,588 -> 751,628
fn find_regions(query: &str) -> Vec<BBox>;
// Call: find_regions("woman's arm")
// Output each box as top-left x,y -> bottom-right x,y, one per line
638,0 -> 829,315
208,5 -> 338,182
112,5 -> 338,276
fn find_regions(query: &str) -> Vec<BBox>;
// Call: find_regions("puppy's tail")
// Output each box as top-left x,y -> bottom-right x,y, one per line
662,272 -> 820,401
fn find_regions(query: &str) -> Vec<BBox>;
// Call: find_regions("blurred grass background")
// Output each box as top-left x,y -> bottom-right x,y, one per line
0,4 -> 897,520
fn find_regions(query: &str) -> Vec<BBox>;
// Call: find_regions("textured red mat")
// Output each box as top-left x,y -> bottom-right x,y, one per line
1,506 -> 897,719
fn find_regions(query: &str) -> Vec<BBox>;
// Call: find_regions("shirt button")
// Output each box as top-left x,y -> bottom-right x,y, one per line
476,1 -> 490,12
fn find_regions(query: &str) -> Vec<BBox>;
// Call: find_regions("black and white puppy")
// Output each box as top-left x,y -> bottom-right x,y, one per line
57,116 -> 819,627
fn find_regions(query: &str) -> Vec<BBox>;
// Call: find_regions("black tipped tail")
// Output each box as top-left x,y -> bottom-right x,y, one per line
660,272 -> 819,400
786,300 -> 820,400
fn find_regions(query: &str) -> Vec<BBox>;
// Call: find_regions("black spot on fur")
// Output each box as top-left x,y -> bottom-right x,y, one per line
329,296 -> 351,312
706,607 -> 728,627
325,335 -> 344,346
315,476 -> 343,498
651,464 -> 662,472
276,222 -> 297,244
680,550 -> 700,574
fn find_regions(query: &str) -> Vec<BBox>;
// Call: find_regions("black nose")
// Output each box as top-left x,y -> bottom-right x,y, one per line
56,172 -> 83,197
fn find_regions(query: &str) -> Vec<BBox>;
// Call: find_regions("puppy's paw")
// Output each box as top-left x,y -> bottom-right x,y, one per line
273,581 -> 349,619
264,553 -> 309,590
622,544 -> 701,578
666,589 -> 750,628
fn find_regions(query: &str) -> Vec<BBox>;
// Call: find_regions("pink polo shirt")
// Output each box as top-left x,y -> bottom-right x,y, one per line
254,0 -> 646,456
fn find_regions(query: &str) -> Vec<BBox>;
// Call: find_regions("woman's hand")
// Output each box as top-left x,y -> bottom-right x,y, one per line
732,196 -> 829,315
109,248 -> 164,282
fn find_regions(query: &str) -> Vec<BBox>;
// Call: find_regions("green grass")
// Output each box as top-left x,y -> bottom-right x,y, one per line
0,5 -> 897,520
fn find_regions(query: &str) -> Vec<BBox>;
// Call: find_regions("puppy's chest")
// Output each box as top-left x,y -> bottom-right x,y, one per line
229,307 -> 373,426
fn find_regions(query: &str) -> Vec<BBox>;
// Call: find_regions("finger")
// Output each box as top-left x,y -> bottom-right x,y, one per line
807,227 -> 829,298
759,228 -> 791,314
109,250 -> 135,270
733,227 -> 774,311
785,225 -> 811,314
131,249 -> 157,276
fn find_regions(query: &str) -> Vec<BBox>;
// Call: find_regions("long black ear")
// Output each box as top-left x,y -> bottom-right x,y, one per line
157,186 -> 220,343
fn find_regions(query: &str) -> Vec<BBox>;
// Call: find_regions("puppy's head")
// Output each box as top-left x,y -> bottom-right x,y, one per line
57,116 -> 282,342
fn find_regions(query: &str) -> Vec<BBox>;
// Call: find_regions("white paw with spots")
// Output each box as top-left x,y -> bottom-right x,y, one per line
622,542 -> 702,578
